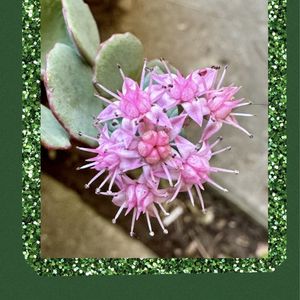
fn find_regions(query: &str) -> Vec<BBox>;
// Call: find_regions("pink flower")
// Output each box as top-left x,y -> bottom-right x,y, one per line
201,85 -> 254,141
111,175 -> 170,236
93,62 -> 171,128
77,59 -> 252,237
168,136 -> 238,212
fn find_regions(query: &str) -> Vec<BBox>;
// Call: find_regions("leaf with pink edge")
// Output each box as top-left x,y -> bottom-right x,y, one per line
45,43 -> 103,146
93,32 -> 144,98
62,0 -> 100,66
41,104 -> 71,150
41,0 -> 73,77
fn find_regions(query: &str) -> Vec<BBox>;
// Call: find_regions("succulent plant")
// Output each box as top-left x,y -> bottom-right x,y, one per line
41,0 -> 146,148
41,0 -> 253,237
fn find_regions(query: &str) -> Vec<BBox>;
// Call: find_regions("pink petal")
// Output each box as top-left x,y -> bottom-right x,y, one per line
175,135 -> 196,159
98,103 -> 121,121
168,114 -> 187,141
201,118 -> 223,141
182,100 -> 206,126
145,106 -> 172,128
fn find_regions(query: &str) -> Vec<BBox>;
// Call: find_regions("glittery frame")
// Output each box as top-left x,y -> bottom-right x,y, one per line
22,0 -> 287,275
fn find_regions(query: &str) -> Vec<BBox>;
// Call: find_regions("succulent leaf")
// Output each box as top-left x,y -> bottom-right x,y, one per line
45,43 -> 102,146
94,32 -> 144,98
62,0 -> 100,66
41,0 -> 73,77
41,104 -> 71,150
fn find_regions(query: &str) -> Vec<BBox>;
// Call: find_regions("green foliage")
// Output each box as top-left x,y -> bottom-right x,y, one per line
41,0 -> 72,75
62,0 -> 100,66
94,32 -> 144,98
41,104 -> 71,150
45,43 -> 102,146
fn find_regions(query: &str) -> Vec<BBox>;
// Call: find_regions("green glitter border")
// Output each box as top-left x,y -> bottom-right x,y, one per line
22,0 -> 287,275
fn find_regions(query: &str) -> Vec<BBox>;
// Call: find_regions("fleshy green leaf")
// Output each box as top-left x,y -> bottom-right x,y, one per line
41,0 -> 73,76
41,104 -> 71,150
94,32 -> 144,98
62,0 -> 100,66
45,43 -> 102,146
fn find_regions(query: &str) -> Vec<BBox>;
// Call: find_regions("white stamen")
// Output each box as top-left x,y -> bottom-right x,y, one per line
211,167 -> 239,174
162,163 -> 173,187
108,170 -> 118,191
187,188 -> 195,206
146,212 -> 154,236
94,94 -> 114,105
210,136 -> 223,148
231,113 -> 255,117
195,184 -> 206,213
130,208 -> 137,237
140,59 -> 147,88
95,173 -> 112,194
112,203 -> 126,224
207,178 -> 228,192
76,146 -> 97,153
223,120 -> 253,138
168,181 -> 182,203
76,162 -> 97,170
212,146 -> 232,156
117,64 -> 126,80
160,58 -> 173,82
153,205 -> 168,234
78,131 -> 98,142
236,101 -> 253,107
93,81 -> 122,101
158,203 -> 170,216
84,169 -> 105,188
174,173 -> 182,187
216,65 -> 228,89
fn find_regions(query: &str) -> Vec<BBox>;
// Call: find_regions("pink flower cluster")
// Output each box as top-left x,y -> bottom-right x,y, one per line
78,59 -> 253,237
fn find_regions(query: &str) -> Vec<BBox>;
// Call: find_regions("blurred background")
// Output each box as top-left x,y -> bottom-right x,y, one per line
41,0 -> 268,258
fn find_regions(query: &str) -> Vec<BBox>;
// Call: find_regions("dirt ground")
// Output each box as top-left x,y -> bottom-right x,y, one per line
41,0 -> 268,258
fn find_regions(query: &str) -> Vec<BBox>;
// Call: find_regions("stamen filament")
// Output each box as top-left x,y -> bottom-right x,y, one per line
94,94 -> 114,105
93,81 -> 122,101
223,120 -> 253,138
160,58 -> 173,83
187,188 -> 195,206
216,65 -> 228,89
207,178 -> 228,192
95,173 -> 112,194
231,113 -> 255,117
211,167 -> 239,174
153,205 -> 168,234
84,169 -> 105,188
130,208 -> 137,237
195,184 -> 206,213
162,163 -> 173,187
140,59 -> 147,88
210,136 -> 223,148
78,131 -> 98,142
212,146 -> 231,156
236,101 -> 253,107
158,203 -> 170,216
168,181 -> 182,202
77,162 -> 98,170
117,64 -> 126,80
108,170 -> 118,191
112,203 -> 126,224
146,212 -> 154,236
